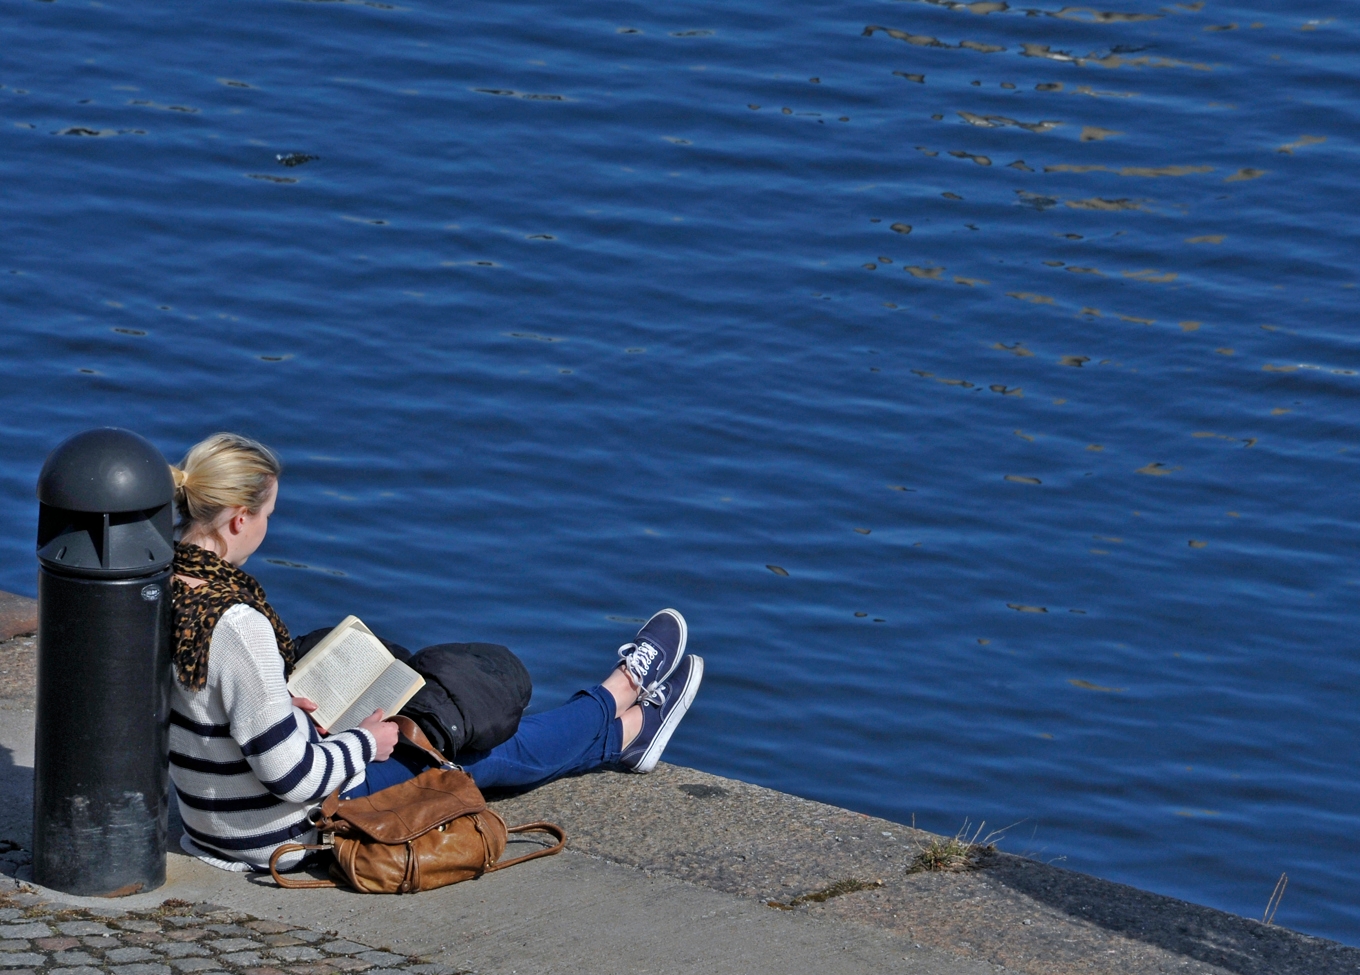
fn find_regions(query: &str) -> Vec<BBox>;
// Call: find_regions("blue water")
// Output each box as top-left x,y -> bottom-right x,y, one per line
3,0 -> 1358,943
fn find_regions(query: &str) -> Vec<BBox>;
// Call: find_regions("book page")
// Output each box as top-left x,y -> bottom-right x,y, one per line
328,659 -> 426,734
287,615 -> 381,684
287,619 -> 394,731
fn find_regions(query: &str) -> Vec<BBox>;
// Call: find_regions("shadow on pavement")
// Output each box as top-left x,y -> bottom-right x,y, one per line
0,740 -> 32,878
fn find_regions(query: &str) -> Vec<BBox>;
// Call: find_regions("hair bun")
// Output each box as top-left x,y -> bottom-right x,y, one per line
170,465 -> 188,490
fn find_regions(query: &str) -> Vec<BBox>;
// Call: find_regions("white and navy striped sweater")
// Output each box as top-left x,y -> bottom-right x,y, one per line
169,604 -> 376,871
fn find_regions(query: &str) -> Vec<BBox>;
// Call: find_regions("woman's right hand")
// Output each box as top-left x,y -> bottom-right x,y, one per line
358,709 -> 399,763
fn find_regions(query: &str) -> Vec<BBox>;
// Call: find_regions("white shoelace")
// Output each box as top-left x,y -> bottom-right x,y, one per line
618,639 -> 667,706
638,680 -> 668,709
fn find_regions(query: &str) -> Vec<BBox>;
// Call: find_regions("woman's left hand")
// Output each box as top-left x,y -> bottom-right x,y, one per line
291,696 -> 327,734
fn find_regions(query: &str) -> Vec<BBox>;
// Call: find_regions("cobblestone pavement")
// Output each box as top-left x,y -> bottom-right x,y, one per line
0,892 -> 463,975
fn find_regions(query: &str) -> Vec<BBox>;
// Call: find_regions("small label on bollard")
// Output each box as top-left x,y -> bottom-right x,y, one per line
140,584 -> 161,601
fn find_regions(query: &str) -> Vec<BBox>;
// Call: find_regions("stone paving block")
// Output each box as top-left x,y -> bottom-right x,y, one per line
52,951 -> 98,965
50,967 -> 102,975
208,939 -> 261,952
269,946 -> 323,962
116,921 -> 163,934
169,959 -> 223,972
57,922 -> 113,936
284,932 -> 323,944
123,932 -> 165,946
0,941 -> 27,951
205,926 -> 252,937
81,936 -> 120,949
0,913 -> 20,924
163,930 -> 207,942
219,951 -> 264,966
241,967 -> 288,975
108,946 -> 159,963
0,955 -> 43,967
263,937 -> 304,948
323,959 -> 371,972
354,951 -> 405,967
362,969 -> 408,975
405,965 -> 457,975
34,937 -> 79,951
160,942 -> 211,958
318,942 -> 369,956
110,964 -> 172,975
283,963 -> 335,975
244,923 -> 292,936
0,925 -> 49,940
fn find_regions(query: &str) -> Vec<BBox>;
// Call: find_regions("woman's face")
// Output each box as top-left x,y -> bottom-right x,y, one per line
226,479 -> 278,566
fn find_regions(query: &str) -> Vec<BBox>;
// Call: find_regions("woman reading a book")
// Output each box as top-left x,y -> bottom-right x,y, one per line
168,432 -> 702,872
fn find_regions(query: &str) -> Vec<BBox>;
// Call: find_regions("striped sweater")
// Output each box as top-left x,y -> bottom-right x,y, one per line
169,603 -> 376,871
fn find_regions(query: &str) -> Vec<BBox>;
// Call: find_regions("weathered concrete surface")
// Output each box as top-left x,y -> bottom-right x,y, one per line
0,625 -> 1354,975
0,591 -> 35,643
491,770 -> 1359,974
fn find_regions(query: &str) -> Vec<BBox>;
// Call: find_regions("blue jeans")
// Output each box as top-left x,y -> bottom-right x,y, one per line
343,685 -> 622,798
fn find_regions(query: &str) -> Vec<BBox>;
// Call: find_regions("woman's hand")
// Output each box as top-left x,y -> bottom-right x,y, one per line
291,696 -> 326,734
358,709 -> 398,763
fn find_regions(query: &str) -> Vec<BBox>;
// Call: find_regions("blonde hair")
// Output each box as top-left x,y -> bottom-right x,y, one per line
171,433 -> 281,542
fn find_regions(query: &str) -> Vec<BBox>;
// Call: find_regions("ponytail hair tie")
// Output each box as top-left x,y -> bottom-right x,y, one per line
170,465 -> 188,490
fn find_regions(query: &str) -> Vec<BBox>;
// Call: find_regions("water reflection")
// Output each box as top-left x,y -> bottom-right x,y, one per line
1278,135 -> 1325,154
959,112 -> 1062,132
866,25 -> 952,46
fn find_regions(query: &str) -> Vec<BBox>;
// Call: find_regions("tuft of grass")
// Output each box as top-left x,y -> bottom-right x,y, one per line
766,878 -> 883,910
907,821 -> 1001,874
1262,872 -> 1288,925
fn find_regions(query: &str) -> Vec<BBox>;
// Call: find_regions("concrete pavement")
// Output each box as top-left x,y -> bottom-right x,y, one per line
0,601 -> 1354,974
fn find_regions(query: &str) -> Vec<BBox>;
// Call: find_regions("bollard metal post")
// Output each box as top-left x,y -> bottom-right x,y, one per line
33,428 -> 175,896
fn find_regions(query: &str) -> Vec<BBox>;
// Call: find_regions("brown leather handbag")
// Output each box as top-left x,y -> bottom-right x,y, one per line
269,716 -> 565,893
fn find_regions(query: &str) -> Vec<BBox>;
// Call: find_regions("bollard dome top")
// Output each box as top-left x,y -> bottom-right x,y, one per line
37,428 -> 175,513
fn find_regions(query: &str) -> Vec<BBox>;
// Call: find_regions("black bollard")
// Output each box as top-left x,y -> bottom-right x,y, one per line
32,428 -> 175,895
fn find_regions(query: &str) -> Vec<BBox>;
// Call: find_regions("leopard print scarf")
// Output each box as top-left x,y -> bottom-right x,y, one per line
171,542 -> 295,690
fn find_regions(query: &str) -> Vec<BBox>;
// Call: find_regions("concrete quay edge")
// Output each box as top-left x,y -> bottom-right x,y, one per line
0,596 -> 1352,974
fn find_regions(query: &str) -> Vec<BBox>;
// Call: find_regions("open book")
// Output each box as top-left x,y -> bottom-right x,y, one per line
286,616 -> 426,734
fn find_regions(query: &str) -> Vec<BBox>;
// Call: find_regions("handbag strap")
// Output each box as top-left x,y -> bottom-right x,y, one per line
270,823 -> 566,888
485,821 -> 567,872
269,844 -> 338,888
390,714 -> 454,767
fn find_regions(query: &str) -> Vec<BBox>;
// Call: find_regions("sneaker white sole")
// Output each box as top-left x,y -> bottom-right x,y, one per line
633,655 -> 703,774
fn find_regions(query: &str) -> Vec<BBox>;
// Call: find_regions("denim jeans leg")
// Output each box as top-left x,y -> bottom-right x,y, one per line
459,685 -> 623,791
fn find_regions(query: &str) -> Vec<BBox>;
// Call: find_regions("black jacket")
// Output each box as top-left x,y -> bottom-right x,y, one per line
293,628 -> 532,759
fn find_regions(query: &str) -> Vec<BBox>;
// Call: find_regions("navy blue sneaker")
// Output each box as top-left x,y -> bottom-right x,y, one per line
617,608 -> 687,703
620,655 -> 704,774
